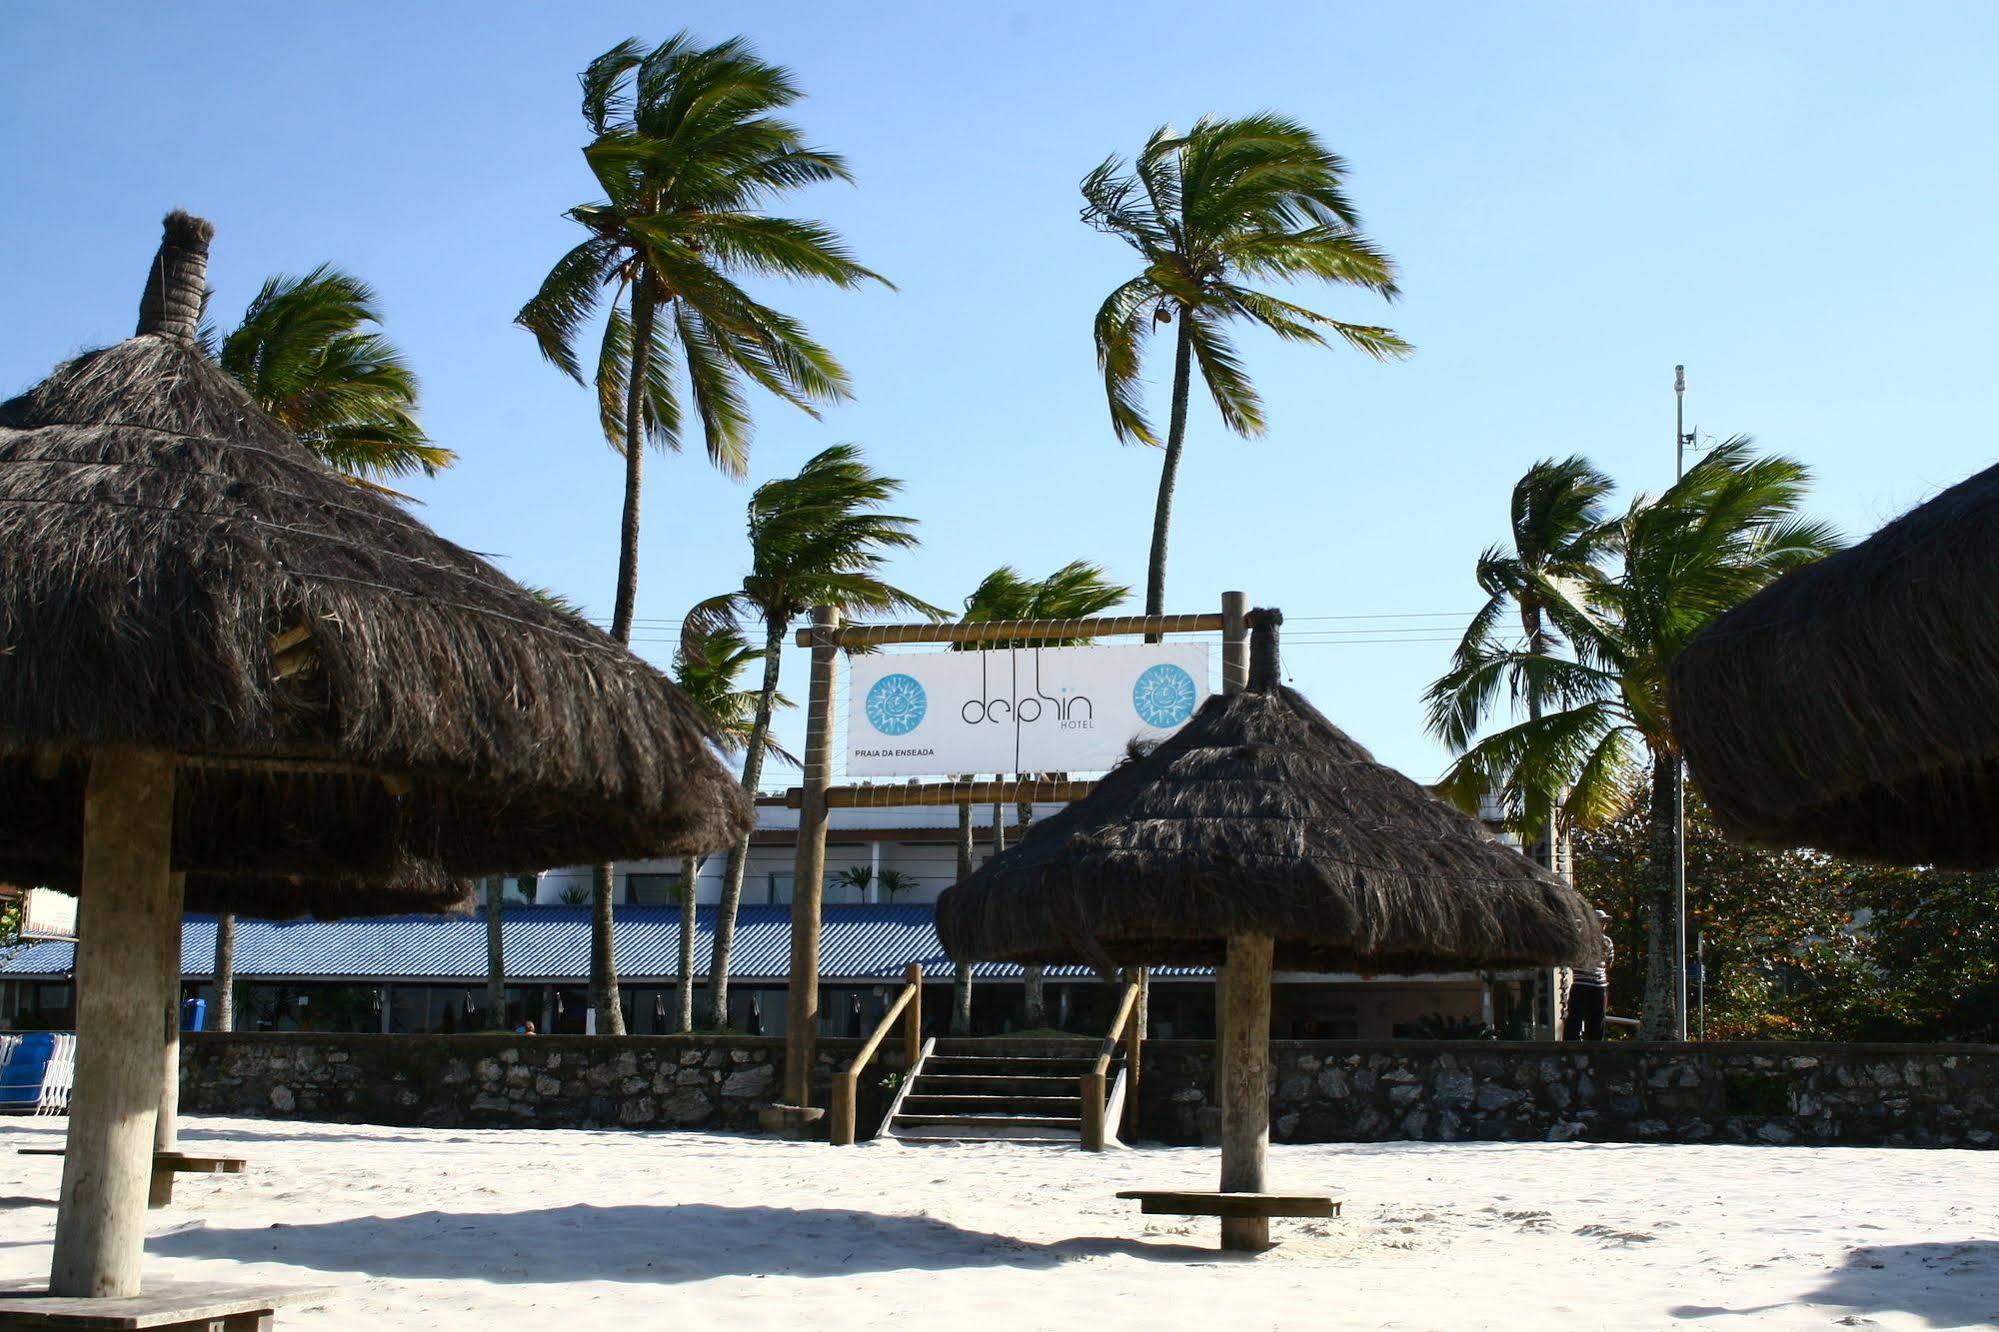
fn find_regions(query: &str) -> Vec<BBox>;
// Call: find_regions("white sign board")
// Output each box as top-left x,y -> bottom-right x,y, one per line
846,643 -> 1210,777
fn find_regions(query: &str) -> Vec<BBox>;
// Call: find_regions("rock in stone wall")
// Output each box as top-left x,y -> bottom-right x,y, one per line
1136,1041 -> 1999,1147
181,1032 -> 887,1134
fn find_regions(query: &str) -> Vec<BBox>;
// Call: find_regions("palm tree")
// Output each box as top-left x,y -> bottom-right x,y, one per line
1083,115 -> 1408,622
213,265 -> 453,483
1426,457 -> 1617,865
518,33 -> 883,1032
957,561 -> 1131,1029
1435,441 -> 1838,1037
205,264 -> 442,1030
671,625 -> 796,1031
686,445 -> 943,1027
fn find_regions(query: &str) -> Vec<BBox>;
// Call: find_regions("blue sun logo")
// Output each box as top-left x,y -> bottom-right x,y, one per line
1132,663 -> 1198,728
865,673 -> 927,736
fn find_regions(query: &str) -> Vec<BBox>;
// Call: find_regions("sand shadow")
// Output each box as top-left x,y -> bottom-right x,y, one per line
147,1203 -> 1218,1283
1672,1241 -> 1999,1328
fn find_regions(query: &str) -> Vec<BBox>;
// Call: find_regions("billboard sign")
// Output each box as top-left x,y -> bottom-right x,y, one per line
846,642 -> 1209,777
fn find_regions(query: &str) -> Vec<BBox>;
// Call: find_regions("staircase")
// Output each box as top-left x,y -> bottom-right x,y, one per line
882,1040 -> 1119,1145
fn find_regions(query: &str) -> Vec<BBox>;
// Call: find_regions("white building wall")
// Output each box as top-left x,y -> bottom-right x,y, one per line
535,802 -> 1064,907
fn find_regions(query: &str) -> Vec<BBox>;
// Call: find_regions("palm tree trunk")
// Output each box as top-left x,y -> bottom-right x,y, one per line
1639,751 -> 1681,1040
1520,605 -> 1560,875
951,791 -> 974,1036
1143,314 -> 1196,636
483,878 -> 506,1030
708,617 -> 787,1028
587,283 -> 657,1039
211,912 -> 235,1033
590,863 -> 624,1034
677,854 -> 699,1032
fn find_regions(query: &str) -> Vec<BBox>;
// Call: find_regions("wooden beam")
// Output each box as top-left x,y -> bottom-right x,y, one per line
51,747 -> 176,1298
785,779 -> 1098,810
796,613 -> 1225,648
1221,592 -> 1250,695
1218,932 -> 1275,1253
784,606 -> 839,1109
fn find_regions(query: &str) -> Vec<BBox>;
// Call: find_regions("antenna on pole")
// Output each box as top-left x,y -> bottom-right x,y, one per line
1674,365 -> 1687,479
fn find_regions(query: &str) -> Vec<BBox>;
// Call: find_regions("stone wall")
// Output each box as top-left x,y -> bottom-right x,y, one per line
183,1034 -> 1999,1147
180,1032 -> 894,1133
1137,1040 -> 1999,1147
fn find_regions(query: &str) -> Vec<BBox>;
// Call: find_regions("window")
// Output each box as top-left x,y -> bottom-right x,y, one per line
762,873 -> 794,905
626,873 -> 682,906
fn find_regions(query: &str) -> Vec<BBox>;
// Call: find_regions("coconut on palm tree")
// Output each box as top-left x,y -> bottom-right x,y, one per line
1435,441 -> 1838,1037
1083,115 -> 1408,622
518,33 -> 884,1032
671,625 -> 796,1031
686,444 -> 942,1027
954,561 -> 1130,1029
1427,456 -> 1616,866
203,263 -> 443,1028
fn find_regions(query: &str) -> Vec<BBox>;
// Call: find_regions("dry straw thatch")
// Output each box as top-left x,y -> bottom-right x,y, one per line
0,213 -> 751,915
1672,459 -> 1999,868
937,612 -> 1602,973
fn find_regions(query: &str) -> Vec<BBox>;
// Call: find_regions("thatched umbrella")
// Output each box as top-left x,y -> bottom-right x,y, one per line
0,213 -> 751,1299
937,610 -> 1600,1250
1671,461 -> 1999,867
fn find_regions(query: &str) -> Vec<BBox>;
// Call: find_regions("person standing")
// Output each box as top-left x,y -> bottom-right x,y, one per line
1565,911 -> 1614,1040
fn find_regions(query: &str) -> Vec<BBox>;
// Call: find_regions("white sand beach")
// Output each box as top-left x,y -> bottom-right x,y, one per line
0,1115 -> 1993,1331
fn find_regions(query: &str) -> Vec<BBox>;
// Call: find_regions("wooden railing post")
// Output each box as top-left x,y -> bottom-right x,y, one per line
1080,1070 -> 1107,1152
902,963 -> 923,1069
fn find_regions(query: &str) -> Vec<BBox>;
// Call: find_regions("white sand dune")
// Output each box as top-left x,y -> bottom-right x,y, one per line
1,1115 -> 1994,1330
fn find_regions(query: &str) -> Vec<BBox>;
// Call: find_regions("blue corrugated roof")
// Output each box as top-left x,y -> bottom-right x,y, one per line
0,905 -> 1212,984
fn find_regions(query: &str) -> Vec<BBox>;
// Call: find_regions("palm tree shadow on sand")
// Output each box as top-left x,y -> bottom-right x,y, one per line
1670,1242 -> 1999,1328
148,1203 -> 1222,1283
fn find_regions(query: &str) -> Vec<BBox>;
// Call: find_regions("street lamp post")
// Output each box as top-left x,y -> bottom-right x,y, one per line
1673,365 -> 1692,1042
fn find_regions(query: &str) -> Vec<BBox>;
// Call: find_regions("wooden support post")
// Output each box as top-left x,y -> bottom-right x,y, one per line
150,878 -> 186,1210
1126,968 -> 1148,1141
1221,591 -> 1250,695
52,747 -> 176,1298
902,963 -> 923,1069
1218,932 -> 1274,1253
829,1074 -> 857,1148
1080,1070 -> 1107,1152
785,606 -> 840,1108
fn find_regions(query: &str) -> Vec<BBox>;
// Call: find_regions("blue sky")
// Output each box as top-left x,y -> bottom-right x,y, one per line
3,2 -> 1994,783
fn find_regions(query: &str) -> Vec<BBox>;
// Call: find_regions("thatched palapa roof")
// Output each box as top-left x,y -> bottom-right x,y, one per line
0,213 -> 751,915
1672,460 -> 1999,867
936,612 -> 1602,972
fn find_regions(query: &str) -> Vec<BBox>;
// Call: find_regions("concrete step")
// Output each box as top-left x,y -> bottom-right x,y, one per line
893,1112 -> 1084,1130
910,1075 -> 1083,1097
891,1125 -> 1083,1144
901,1094 -> 1084,1114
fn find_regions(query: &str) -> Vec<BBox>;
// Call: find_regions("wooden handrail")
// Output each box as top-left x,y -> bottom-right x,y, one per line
1081,977 -> 1142,1151
830,962 -> 923,1146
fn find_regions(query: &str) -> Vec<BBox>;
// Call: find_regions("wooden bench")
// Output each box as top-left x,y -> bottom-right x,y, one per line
0,1278 -> 334,1331
17,1150 -> 246,1208
1117,1189 -> 1341,1219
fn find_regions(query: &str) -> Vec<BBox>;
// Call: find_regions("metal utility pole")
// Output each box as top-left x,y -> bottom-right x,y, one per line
1673,365 -> 1692,1041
